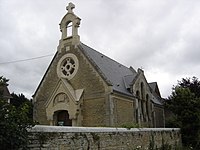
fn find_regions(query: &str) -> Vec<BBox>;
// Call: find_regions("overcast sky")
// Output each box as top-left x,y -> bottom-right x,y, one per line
1,0 -> 200,99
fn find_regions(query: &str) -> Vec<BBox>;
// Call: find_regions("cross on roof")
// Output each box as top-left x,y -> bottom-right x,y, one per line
66,2 -> 75,14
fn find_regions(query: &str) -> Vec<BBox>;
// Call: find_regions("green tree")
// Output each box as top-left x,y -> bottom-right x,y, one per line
0,76 -> 34,150
10,93 -> 33,120
166,77 -> 200,149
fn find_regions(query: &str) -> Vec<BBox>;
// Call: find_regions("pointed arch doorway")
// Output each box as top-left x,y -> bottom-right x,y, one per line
53,110 -> 72,126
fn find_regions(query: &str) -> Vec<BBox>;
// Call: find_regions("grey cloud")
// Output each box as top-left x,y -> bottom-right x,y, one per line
1,0 -> 200,99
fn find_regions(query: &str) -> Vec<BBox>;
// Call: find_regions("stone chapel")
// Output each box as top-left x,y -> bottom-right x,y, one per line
33,3 -> 165,128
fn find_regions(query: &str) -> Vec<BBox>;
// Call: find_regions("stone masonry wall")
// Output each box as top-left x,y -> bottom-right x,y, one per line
113,97 -> 135,126
28,125 -> 181,150
154,106 -> 165,128
82,97 -> 106,127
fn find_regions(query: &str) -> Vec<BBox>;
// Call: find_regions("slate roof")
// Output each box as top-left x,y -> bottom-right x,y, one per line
149,82 -> 157,92
79,44 -> 164,105
149,82 -> 163,105
79,43 -> 137,96
149,82 -> 161,97
151,94 -> 163,105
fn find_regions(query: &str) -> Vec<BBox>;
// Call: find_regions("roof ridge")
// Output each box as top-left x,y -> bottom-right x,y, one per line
80,42 -> 133,71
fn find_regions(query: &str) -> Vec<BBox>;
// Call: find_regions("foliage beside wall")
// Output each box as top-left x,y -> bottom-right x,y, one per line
0,76 -> 35,150
166,77 -> 200,149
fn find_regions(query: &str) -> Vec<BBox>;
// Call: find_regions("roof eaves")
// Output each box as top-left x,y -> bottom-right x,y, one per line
149,82 -> 161,97
113,89 -> 136,99
78,44 -> 113,86
151,100 -> 164,107
32,51 -> 58,98
151,91 -> 164,105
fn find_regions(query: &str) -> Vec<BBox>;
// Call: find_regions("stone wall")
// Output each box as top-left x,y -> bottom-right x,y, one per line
154,106 -> 165,128
113,96 -> 135,126
82,97 -> 106,126
28,125 -> 181,150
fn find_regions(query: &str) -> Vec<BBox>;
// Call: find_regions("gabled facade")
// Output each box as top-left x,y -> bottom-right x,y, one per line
33,3 -> 164,127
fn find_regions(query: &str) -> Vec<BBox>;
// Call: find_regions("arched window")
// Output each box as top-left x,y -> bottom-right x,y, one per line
140,82 -> 144,121
66,22 -> 73,37
136,90 -> 140,123
136,90 -> 140,99
146,94 -> 149,120
140,82 -> 144,100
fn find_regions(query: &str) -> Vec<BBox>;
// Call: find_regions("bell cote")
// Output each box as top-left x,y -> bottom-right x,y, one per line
59,3 -> 81,46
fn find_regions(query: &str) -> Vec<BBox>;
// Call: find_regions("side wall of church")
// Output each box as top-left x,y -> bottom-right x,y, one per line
112,95 -> 135,126
82,97 -> 106,126
154,106 -> 165,127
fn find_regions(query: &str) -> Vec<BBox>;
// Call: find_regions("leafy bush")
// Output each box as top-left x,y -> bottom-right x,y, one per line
0,99 -> 34,149
166,77 -> 200,149
121,122 -> 139,129
0,76 -> 35,149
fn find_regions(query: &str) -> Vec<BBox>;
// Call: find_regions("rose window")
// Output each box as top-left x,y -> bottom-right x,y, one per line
57,53 -> 79,80
61,58 -> 76,77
